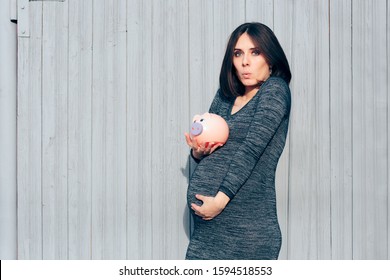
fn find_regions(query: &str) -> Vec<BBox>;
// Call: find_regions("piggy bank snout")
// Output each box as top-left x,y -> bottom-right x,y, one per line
191,122 -> 203,136
189,113 -> 229,145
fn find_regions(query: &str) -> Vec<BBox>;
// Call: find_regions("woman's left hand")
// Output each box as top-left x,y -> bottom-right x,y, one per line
191,191 -> 230,220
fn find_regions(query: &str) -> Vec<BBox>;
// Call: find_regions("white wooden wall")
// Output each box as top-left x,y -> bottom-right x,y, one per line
15,0 -> 390,260
0,0 -> 17,260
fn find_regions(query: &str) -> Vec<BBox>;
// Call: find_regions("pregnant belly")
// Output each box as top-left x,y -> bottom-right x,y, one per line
187,158 -> 227,208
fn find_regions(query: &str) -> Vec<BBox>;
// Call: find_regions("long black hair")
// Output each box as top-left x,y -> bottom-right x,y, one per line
219,22 -> 291,98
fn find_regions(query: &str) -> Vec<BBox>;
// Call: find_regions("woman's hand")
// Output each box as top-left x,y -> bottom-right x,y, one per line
191,191 -> 230,220
184,133 -> 223,160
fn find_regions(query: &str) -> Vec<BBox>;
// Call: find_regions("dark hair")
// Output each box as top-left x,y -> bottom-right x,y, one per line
219,22 -> 291,98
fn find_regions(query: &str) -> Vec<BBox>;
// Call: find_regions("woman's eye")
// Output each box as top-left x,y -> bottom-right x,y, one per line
252,50 -> 260,56
233,51 -> 241,57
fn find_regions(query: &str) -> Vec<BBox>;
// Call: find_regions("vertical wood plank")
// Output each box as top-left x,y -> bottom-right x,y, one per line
164,0 -> 190,259
68,0 -> 93,259
188,0 -> 216,116
352,0 -> 388,259
388,0 -> 390,260
91,0 -> 106,259
127,0 -> 153,259
0,0 -> 17,259
150,0 -> 166,259
110,0 -> 128,259
17,1 -> 43,260
288,0 -> 318,259
91,0 -> 127,259
245,0 -> 274,28
329,0 -> 353,259
314,0 -> 331,260
9,0 -> 17,21
273,0 -> 294,260
151,0 -> 190,259
287,0 -> 330,259
41,0 -> 69,259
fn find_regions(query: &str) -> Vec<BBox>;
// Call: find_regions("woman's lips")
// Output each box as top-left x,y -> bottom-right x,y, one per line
242,73 -> 251,78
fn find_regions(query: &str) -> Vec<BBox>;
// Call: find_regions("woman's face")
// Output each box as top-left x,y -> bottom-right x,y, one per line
233,32 -> 271,93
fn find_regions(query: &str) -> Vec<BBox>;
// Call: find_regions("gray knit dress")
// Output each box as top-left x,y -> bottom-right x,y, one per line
186,77 -> 291,260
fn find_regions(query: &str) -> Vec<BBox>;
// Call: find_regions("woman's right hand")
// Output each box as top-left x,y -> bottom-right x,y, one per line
184,133 -> 223,160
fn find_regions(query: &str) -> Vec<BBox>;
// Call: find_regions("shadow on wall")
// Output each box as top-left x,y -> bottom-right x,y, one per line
181,155 -> 194,241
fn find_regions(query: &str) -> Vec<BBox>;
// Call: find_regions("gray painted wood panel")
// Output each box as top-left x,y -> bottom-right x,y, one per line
287,0 -> 332,259
17,1 -> 43,260
68,0 -> 93,260
273,0 -> 293,260
41,1 -> 69,260
388,1 -> 390,260
352,0 -> 388,260
90,0 -> 128,259
0,0 -> 17,260
15,0 -> 390,260
150,0 -> 190,259
329,0 -> 353,260
127,0 -> 154,260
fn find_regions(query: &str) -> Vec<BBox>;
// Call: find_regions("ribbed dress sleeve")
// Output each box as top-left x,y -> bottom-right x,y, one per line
218,78 -> 291,199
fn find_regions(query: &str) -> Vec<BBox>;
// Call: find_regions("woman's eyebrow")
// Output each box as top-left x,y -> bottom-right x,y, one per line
234,47 -> 258,51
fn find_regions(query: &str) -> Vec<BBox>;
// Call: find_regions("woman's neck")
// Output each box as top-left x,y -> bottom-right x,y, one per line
242,86 -> 259,100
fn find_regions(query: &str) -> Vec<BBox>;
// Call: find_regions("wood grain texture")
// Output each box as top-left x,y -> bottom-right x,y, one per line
315,0 -> 331,260
188,0 -> 216,116
15,0 -> 390,260
91,0 -> 127,259
273,0 -> 293,260
329,0 -> 353,260
352,0 -> 388,260
246,0 -> 273,28
150,0 -> 190,259
127,0 -> 153,260
286,0 -> 331,259
67,0 -> 93,260
388,0 -> 390,260
41,0 -> 69,259
17,1 -> 43,260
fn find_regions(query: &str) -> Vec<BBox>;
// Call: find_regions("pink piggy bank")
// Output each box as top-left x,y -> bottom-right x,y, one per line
190,113 -> 229,145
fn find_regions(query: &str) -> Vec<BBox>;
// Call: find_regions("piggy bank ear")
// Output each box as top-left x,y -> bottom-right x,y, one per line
192,114 -> 201,122
202,113 -> 211,119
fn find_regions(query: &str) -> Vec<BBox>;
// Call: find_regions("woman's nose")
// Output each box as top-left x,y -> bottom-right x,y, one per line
242,54 -> 249,66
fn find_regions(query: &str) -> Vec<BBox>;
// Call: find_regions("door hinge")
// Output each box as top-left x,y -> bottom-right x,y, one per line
17,0 -> 29,37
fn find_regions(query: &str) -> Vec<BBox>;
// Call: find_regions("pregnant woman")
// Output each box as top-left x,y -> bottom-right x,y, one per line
184,22 -> 292,260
